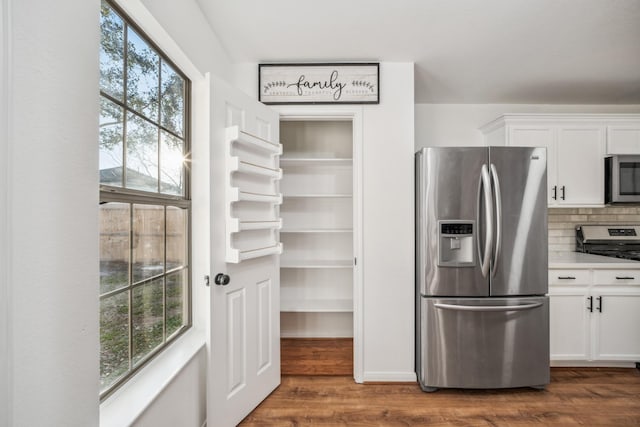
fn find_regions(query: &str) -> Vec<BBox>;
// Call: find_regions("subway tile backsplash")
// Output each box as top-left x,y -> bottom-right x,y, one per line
548,206 -> 640,252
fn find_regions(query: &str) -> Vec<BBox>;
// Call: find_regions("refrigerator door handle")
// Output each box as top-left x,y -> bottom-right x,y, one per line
434,302 -> 543,312
490,164 -> 502,277
478,164 -> 494,278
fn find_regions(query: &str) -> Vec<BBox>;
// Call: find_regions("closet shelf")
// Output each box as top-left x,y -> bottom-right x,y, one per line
229,219 -> 283,232
283,194 -> 352,199
226,126 -> 282,155
281,228 -> 352,234
280,298 -> 353,313
280,259 -> 353,269
280,158 -> 353,167
229,157 -> 282,179
227,243 -> 283,263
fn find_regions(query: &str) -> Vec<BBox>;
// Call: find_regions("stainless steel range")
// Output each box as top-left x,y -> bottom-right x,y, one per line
576,225 -> 640,261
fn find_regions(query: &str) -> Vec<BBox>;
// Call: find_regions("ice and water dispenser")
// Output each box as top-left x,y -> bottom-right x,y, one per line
437,221 -> 475,267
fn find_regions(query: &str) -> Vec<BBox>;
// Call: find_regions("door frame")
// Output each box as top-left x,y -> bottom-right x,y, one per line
275,105 -> 364,383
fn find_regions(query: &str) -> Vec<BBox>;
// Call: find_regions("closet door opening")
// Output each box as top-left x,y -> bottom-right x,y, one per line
279,119 -> 356,376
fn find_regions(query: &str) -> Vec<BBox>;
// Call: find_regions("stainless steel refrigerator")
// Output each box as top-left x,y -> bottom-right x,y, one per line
415,147 -> 549,391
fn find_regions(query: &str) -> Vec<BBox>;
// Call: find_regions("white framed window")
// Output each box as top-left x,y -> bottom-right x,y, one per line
99,0 -> 191,398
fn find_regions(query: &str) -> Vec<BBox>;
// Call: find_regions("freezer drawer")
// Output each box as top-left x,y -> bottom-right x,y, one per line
417,296 -> 549,390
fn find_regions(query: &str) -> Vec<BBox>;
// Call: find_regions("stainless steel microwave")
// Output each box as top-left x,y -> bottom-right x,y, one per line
605,155 -> 640,203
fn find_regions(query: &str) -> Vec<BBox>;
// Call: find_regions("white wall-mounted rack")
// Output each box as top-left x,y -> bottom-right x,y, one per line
225,125 -> 283,263
227,188 -> 283,204
228,218 -> 283,232
227,243 -> 283,264
228,157 -> 282,179
226,125 -> 283,155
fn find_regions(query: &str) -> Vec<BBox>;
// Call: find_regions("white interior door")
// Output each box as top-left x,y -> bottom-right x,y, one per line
208,75 -> 281,427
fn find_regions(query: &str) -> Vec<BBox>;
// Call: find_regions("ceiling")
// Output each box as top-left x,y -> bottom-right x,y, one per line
195,0 -> 640,104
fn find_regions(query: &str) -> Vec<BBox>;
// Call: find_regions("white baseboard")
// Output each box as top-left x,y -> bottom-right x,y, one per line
551,360 -> 637,368
362,371 -> 417,382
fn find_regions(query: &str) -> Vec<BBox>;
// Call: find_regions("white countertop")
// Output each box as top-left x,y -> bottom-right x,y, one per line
549,251 -> 640,269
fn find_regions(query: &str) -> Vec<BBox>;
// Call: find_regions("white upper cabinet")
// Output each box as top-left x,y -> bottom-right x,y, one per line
556,126 -> 604,206
481,114 -> 640,207
607,126 -> 640,154
508,126 -> 557,205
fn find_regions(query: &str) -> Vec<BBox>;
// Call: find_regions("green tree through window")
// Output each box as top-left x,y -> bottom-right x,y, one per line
99,0 -> 191,398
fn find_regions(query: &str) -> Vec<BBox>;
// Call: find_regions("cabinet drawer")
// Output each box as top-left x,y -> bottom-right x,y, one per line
593,270 -> 640,285
549,270 -> 590,285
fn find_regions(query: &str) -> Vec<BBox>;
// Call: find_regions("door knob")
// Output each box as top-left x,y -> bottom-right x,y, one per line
214,273 -> 230,286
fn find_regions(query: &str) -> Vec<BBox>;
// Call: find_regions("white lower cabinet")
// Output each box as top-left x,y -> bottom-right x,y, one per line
549,284 -> 591,360
549,268 -> 640,366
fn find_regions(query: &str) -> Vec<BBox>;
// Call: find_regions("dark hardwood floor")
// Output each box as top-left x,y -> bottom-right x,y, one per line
281,338 -> 353,376
242,339 -> 640,426
241,369 -> 640,426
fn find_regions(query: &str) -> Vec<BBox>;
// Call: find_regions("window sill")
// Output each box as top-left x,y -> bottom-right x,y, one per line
99,328 -> 206,427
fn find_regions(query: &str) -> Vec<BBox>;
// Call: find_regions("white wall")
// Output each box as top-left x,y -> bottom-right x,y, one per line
133,348 -> 207,427
1,0 -> 10,424
232,62 -> 260,99
361,63 -> 416,381
140,0 -> 234,81
7,0 -> 101,426
416,103 -> 640,148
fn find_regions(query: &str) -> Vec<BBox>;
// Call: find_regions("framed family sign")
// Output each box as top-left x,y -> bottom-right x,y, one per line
259,63 -> 379,105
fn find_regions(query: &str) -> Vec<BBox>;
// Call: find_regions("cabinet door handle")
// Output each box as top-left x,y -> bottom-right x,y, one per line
615,276 -> 635,280
552,185 -> 557,200
596,296 -> 602,313
558,276 -> 576,280
587,296 -> 593,312
561,185 -> 566,200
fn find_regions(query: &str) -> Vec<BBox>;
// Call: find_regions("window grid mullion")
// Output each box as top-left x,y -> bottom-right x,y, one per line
123,23 -> 132,372
127,202 -> 134,374
99,284 -> 129,300
163,206 -> 168,344
157,58 -> 163,194
101,91 -> 185,142
100,188 -> 190,207
122,20 -> 129,189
